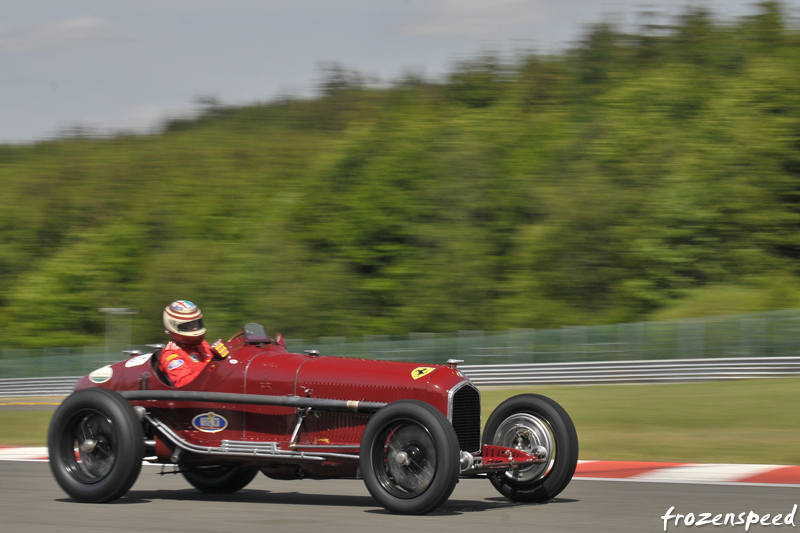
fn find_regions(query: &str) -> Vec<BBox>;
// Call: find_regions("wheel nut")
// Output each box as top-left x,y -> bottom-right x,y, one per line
394,451 -> 410,466
79,439 -> 97,453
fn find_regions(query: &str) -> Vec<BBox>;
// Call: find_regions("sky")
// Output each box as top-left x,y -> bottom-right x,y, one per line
2,1 -> 799,144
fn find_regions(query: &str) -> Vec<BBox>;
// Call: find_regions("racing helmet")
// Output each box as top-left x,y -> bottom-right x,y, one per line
163,300 -> 206,345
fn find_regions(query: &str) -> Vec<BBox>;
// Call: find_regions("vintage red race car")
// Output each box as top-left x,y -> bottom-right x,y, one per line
47,323 -> 578,514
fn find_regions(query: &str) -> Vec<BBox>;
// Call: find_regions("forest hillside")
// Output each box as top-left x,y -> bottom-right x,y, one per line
2,3 -> 800,348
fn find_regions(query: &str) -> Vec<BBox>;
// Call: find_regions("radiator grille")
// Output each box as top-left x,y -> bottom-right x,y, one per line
450,384 -> 481,453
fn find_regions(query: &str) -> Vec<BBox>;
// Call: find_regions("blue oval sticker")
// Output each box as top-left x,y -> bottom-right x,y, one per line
192,412 -> 228,433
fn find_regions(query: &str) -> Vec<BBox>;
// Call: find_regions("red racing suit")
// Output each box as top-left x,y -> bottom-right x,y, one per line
158,340 -> 214,388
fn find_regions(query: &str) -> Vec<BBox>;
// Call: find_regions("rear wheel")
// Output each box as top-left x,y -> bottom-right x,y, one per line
483,394 -> 578,503
47,388 -> 144,502
181,464 -> 259,494
360,400 -> 460,514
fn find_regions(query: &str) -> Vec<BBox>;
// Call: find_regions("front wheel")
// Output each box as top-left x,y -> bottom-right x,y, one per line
360,400 -> 460,514
483,394 -> 578,503
47,388 -> 144,502
181,464 -> 259,493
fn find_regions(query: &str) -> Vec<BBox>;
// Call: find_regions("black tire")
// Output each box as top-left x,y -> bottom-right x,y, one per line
47,388 -> 144,503
181,464 -> 259,494
482,394 -> 578,503
360,400 -> 460,515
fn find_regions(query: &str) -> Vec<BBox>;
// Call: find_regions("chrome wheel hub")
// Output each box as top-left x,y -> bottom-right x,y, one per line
493,414 -> 555,482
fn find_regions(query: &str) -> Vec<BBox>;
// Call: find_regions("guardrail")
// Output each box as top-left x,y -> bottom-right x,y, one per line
0,377 -> 80,398
3,356 -> 800,397
460,356 -> 800,386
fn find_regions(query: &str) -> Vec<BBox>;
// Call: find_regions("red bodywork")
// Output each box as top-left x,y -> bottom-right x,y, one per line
74,331 -> 486,478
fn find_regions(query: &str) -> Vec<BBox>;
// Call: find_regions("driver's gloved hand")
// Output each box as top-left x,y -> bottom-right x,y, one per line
210,339 -> 230,359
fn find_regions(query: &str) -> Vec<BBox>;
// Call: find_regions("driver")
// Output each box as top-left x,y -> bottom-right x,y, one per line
159,300 -> 216,387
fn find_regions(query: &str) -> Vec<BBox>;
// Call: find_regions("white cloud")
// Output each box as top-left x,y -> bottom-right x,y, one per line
118,104 -> 196,135
397,0 -> 780,41
429,0 -> 530,15
0,16 -> 119,53
399,0 -> 551,38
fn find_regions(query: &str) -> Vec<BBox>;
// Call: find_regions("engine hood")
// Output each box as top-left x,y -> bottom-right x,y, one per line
292,355 -> 470,416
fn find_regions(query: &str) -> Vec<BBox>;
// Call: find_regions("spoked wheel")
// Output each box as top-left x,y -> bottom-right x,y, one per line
181,464 -> 259,494
48,388 -> 144,502
360,400 -> 460,515
483,394 -> 578,503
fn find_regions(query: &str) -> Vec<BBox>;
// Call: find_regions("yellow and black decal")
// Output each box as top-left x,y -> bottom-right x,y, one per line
411,367 -> 436,380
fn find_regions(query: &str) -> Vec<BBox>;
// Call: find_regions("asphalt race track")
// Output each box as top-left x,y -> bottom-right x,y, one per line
2,461 -> 798,533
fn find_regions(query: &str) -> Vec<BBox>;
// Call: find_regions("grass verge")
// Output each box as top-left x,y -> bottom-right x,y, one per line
481,377 -> 800,465
0,410 -> 55,447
